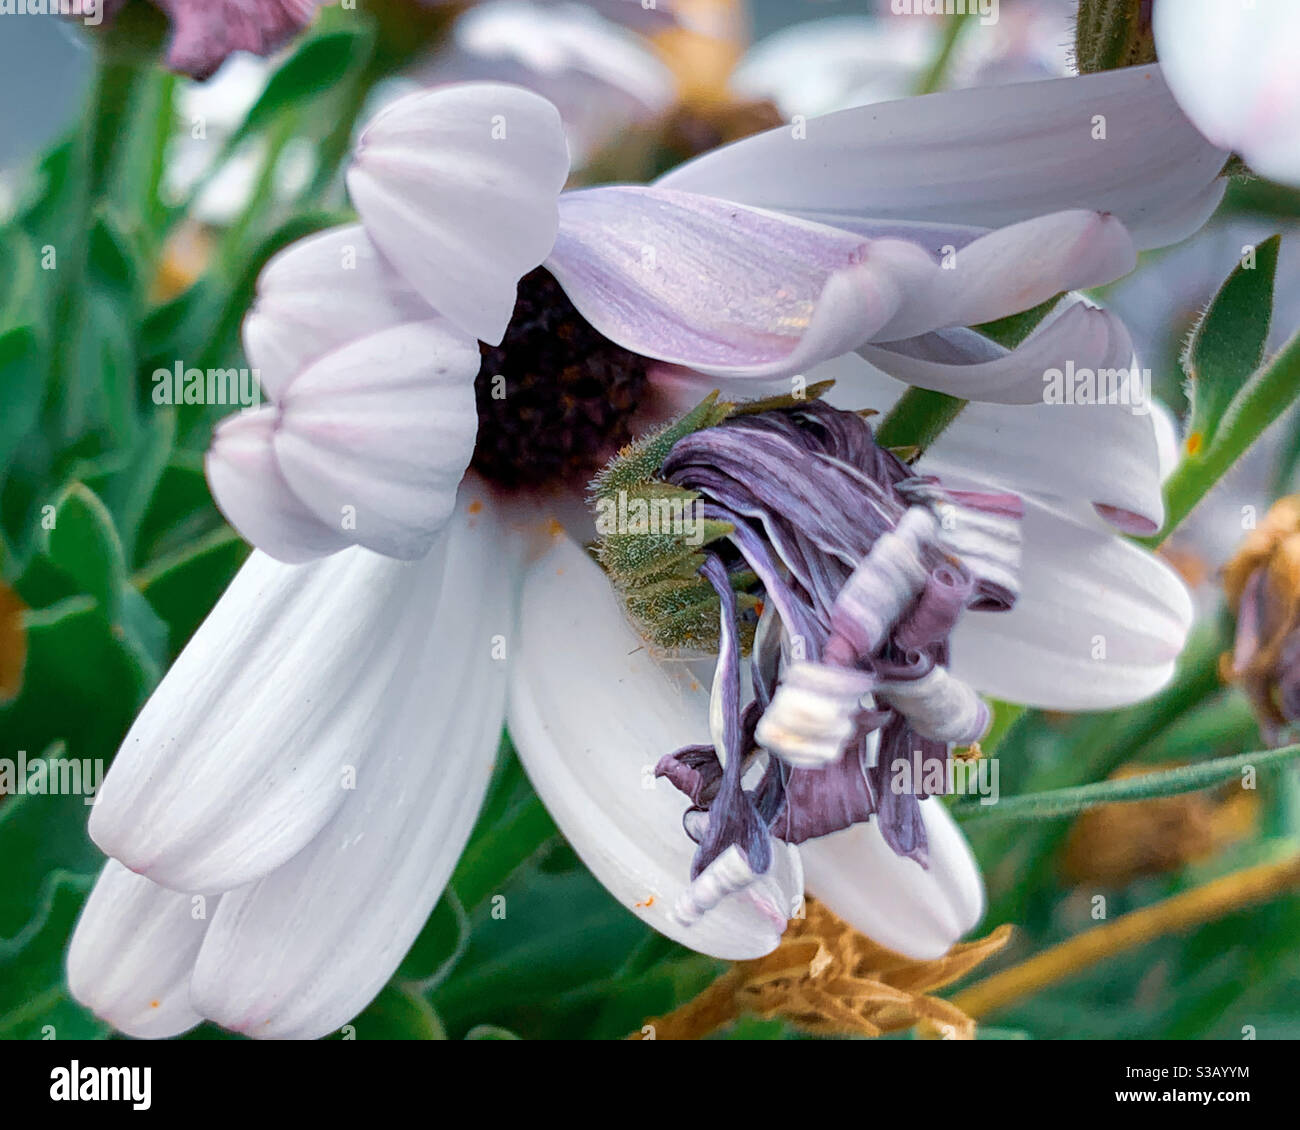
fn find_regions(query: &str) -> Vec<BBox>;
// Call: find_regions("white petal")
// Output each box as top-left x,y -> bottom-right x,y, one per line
917,389 -> 1166,536
861,303 -> 1138,405
507,532 -> 800,959
869,210 -> 1137,342
66,862 -> 210,1039
1154,0 -> 1300,187
346,82 -> 570,344
190,489 -> 522,1039
659,64 -> 1227,251
801,798 -> 983,961
242,224 -> 432,400
272,320 -> 481,560
90,538 -> 453,894
948,496 -> 1194,710
205,406 -> 352,564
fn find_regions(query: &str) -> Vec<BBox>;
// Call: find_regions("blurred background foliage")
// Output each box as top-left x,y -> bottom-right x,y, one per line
3,0 -> 1300,1040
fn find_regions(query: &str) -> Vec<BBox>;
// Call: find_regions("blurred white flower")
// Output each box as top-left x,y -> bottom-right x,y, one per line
1155,0 -> 1300,186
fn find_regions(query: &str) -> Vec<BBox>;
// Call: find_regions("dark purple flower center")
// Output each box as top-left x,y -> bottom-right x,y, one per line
471,268 -> 649,491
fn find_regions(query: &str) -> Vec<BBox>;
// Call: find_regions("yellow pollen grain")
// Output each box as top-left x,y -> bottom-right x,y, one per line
1186,432 -> 1204,456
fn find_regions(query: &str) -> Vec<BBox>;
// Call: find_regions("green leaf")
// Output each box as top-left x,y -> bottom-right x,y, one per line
86,209 -> 144,307
0,749 -> 103,938
0,325 -> 44,483
0,227 -> 42,330
116,585 -> 169,688
0,595 -> 150,760
465,1025 -> 521,1040
0,871 -> 106,1041
45,484 -> 127,615
1143,325 -> 1300,546
1185,235 -> 1281,453
234,28 -> 377,145
101,408 -> 178,566
398,889 -> 469,992
450,745 -> 557,913
432,848 -> 714,1039
341,984 -> 445,1041
954,743 -> 1300,823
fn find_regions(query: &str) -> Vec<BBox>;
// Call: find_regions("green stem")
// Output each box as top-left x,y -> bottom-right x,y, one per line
1143,329 -> 1300,546
874,387 -> 967,454
955,743 -> 1300,824
913,15 -> 970,95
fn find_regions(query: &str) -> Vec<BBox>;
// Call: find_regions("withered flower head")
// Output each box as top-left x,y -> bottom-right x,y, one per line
1062,763 -> 1256,886
639,899 -> 1012,1040
1222,496 -> 1300,744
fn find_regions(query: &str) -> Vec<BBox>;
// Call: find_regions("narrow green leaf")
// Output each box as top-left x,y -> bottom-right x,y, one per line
954,743 -> 1300,823
242,29 -> 376,139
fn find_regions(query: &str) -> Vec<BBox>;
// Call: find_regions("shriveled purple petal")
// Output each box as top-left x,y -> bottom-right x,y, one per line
765,734 -> 879,846
826,507 -> 939,662
894,563 -> 975,652
691,556 -> 772,879
654,745 -> 723,808
868,717 -> 940,866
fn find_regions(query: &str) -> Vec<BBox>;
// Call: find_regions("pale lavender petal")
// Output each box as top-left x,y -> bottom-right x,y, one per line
948,496 -> 1193,709
211,320 -> 480,563
547,185 -> 935,379
67,863 -> 210,1040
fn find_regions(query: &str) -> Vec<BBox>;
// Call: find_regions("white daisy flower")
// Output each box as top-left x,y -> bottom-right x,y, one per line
70,68 -> 1216,1038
